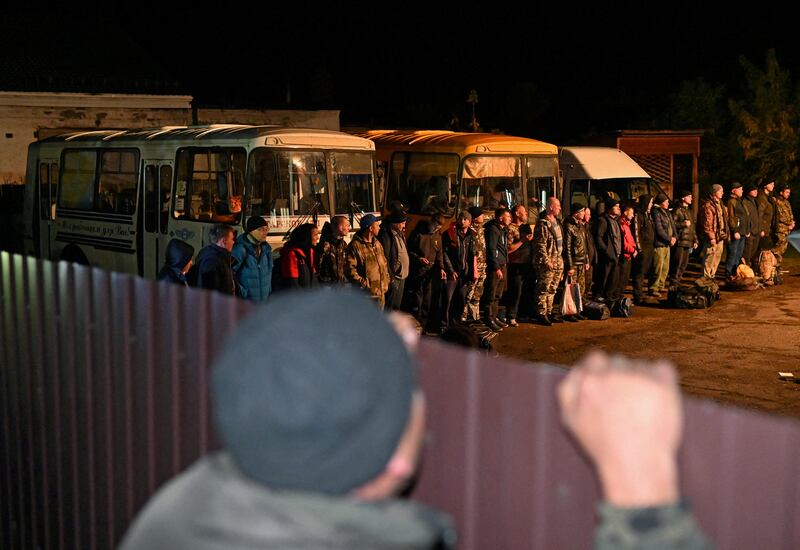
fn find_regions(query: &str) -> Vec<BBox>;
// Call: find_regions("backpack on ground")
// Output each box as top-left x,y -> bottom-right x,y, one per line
583,300 -> 611,320
693,276 -> 720,305
610,297 -> 634,318
667,285 -> 709,309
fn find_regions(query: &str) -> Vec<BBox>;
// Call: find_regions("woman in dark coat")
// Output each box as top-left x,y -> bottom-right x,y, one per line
157,239 -> 195,286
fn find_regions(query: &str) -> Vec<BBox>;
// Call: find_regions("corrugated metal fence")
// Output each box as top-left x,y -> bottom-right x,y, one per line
1,251 -> 799,549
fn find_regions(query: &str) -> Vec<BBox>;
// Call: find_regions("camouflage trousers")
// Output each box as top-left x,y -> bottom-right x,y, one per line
569,266 -> 586,306
535,258 -> 564,316
464,269 -> 486,321
774,233 -> 789,265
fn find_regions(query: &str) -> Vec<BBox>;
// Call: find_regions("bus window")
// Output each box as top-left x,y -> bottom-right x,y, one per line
276,151 -> 329,216
526,156 -> 556,213
375,160 -> 387,210
461,156 -> 522,210
159,165 -> 172,233
98,151 -> 138,215
332,152 -> 374,214
39,163 -> 49,219
387,152 -> 459,215
59,150 -> 97,210
247,149 -> 276,218
173,148 -> 245,223
144,165 -> 158,232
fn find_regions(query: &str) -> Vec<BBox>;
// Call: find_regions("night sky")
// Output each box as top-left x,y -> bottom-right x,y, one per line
2,4 -> 798,143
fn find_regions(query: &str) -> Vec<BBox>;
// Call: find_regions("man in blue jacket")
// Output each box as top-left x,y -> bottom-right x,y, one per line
232,216 -> 273,303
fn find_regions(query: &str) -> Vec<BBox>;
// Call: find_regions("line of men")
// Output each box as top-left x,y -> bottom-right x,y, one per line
159,181 -> 794,333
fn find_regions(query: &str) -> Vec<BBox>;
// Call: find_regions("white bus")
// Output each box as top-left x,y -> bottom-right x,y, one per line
23,125 -> 377,277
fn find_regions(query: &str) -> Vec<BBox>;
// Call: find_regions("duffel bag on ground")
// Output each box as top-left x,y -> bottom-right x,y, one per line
667,285 -> 709,309
693,276 -> 720,305
583,300 -> 611,320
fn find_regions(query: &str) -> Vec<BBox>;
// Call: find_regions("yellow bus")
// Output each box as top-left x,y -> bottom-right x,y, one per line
23,125 -> 377,277
357,130 -> 559,229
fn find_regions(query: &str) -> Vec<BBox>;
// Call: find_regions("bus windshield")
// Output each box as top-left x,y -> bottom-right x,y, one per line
332,152 -> 375,214
247,149 -> 329,218
526,156 -> 556,213
460,155 -> 522,210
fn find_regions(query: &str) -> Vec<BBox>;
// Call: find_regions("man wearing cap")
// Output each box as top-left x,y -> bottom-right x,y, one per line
669,190 -> 697,285
581,207 -> 597,304
563,203 -> 589,319
773,183 -> 795,270
649,193 -> 676,297
481,207 -> 512,331
594,198 -> 623,302
464,206 -> 488,321
757,180 -> 776,251
742,183 -> 762,266
379,211 -> 411,311
697,184 -> 728,279
724,182 -> 747,279
232,216 -> 273,302
347,214 -> 390,309
119,290 -> 456,549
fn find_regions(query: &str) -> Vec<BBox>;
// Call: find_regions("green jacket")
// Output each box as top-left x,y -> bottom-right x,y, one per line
774,196 -> 795,236
347,232 -> 390,301
120,452 -> 455,550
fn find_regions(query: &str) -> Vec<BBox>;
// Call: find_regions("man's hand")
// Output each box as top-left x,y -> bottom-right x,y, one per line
567,269 -> 575,277
669,237 -> 677,246
496,268 -> 503,280
710,239 -> 717,246
558,351 -> 682,508
449,272 -> 458,281
734,232 -> 741,240
420,258 -> 431,266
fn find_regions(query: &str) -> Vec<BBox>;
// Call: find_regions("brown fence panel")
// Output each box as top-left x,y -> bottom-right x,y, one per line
2,251 -> 800,549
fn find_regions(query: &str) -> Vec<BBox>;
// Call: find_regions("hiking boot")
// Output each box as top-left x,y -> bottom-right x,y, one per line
574,313 -> 587,321
550,315 -> 565,323
563,315 -> 579,322
536,314 -> 552,326
508,318 -> 519,327
494,317 -> 509,328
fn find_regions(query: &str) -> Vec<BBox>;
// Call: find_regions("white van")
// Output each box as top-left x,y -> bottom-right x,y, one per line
559,146 -> 667,215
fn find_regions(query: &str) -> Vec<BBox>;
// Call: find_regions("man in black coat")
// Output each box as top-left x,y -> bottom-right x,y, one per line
481,207 -> 512,331
631,194 -> 655,304
194,224 -> 237,295
594,199 -> 622,302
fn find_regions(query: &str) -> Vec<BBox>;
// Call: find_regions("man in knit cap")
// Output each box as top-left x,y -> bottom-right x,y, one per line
120,290 -> 456,549
697,184 -> 728,279
669,190 -> 697,285
742,183 -> 762,267
724,182 -> 747,279
232,216 -> 273,302
649,193 -> 676,297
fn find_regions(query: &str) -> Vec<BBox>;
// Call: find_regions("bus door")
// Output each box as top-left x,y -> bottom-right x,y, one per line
140,160 -> 174,278
36,158 -> 59,260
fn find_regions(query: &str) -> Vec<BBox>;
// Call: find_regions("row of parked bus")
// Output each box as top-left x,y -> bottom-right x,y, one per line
22,124 -> 666,278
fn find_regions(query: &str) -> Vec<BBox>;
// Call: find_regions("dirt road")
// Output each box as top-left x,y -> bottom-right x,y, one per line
494,253 -> 800,418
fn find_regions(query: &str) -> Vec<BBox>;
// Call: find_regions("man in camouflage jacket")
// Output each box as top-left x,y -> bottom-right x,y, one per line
563,204 -> 588,316
533,198 -> 565,325
464,207 -> 487,321
773,183 -> 796,267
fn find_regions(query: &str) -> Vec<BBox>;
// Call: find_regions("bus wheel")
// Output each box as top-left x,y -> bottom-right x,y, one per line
60,245 -> 89,266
